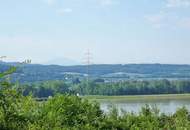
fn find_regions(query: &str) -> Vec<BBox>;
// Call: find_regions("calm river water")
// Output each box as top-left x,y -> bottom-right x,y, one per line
100,98 -> 190,114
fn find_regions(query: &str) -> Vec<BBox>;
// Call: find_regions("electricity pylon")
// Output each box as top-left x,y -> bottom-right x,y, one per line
83,49 -> 93,88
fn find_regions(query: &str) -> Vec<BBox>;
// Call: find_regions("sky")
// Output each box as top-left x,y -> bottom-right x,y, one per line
0,0 -> 190,65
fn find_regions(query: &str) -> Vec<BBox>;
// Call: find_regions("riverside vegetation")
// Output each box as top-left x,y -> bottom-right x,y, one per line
21,79 -> 190,98
1,67 -> 190,129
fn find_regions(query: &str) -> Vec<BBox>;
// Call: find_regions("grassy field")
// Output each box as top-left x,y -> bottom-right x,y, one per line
83,94 -> 190,102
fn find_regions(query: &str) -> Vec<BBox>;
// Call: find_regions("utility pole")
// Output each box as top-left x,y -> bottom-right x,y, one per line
0,56 -> 7,62
0,56 -> 32,81
0,56 -> 10,80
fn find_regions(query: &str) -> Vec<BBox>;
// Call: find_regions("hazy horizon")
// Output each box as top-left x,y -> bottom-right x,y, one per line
1,0 -> 190,65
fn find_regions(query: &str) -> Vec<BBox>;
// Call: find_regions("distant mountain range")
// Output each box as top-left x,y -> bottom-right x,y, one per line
1,62 -> 190,82
44,57 -> 81,66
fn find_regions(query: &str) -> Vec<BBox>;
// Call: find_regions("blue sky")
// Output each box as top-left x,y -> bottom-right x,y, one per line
0,0 -> 190,65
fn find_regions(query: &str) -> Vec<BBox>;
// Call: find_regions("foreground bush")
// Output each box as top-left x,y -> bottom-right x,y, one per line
0,79 -> 103,130
1,86 -> 190,130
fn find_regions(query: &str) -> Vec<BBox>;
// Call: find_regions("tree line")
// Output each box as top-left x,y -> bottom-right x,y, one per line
73,79 -> 190,95
20,79 -> 190,97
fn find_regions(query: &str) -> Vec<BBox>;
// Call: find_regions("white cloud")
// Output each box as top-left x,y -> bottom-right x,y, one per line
144,0 -> 190,29
44,0 -> 56,6
166,0 -> 190,8
99,0 -> 119,6
145,13 -> 190,30
145,13 -> 167,28
100,0 -> 114,6
179,18 -> 190,28
56,8 -> 73,15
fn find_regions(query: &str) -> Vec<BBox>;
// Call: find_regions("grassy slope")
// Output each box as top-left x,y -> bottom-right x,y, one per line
84,94 -> 190,102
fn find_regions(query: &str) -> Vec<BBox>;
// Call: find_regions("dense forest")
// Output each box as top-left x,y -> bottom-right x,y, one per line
21,79 -> 190,98
1,62 -> 190,82
1,67 -> 190,130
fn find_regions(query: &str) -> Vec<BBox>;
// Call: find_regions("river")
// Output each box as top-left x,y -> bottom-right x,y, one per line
99,98 -> 190,114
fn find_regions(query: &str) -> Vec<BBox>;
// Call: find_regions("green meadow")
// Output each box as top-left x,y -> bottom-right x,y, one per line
84,94 -> 190,102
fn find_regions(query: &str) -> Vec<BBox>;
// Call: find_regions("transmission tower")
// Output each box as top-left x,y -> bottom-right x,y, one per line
83,49 -> 93,88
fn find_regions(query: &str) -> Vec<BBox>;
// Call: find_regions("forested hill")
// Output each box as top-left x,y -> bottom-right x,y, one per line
1,62 -> 190,82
